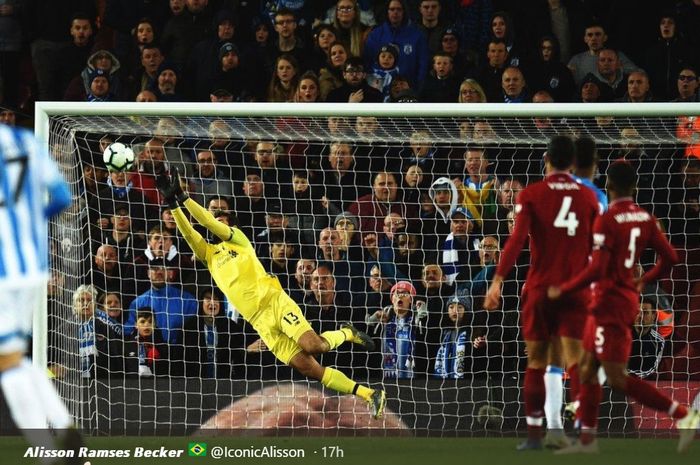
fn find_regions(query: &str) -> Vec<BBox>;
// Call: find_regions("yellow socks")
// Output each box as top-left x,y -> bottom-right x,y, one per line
320,329 -> 350,350
321,367 -> 372,401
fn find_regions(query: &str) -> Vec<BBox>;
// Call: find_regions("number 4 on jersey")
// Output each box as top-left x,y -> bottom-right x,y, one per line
554,196 -> 579,236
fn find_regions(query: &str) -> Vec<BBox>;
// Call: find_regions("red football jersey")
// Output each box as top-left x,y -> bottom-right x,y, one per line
496,172 -> 599,288
587,199 -> 677,325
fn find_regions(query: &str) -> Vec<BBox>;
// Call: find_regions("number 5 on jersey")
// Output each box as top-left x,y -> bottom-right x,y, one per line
554,195 -> 580,236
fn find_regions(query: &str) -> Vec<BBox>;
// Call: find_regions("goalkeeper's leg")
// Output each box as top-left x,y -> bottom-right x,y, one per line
288,351 -> 386,419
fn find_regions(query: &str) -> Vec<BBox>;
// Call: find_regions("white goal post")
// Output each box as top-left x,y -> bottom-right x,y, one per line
34,101 -> 700,434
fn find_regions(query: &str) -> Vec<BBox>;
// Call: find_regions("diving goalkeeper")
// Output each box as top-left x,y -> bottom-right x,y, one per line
157,170 -> 386,418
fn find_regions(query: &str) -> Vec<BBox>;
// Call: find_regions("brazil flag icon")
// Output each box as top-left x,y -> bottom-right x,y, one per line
188,442 -> 207,457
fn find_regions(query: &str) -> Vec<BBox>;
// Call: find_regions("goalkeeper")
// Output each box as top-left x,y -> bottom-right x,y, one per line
157,170 -> 386,418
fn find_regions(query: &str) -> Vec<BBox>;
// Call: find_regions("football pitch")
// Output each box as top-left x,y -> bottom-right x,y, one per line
3,436 -> 699,465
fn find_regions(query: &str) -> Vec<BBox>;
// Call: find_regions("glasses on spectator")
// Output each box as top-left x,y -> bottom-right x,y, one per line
345,68 -> 364,74
678,75 -> 697,81
337,6 -> 354,12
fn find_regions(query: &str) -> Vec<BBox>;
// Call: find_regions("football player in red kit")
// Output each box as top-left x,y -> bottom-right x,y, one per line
484,135 -> 599,450
548,160 -> 699,454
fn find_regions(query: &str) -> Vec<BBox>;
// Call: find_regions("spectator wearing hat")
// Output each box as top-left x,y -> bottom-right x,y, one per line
367,280 -> 429,379
434,295 -> 472,378
334,211 -> 362,262
417,0 -> 449,54
441,206 -> 477,288
529,36 -> 575,102
439,27 -> 477,82
0,103 -> 16,126
187,9 -> 239,101
255,201 -> 293,260
421,51 -> 460,102
364,0 -> 430,89
423,176 -> 460,254
152,61 -> 183,101
368,43 -> 401,101
65,49 -> 123,101
125,257 -> 198,343
576,72 -> 612,102
326,57 -> 384,102
85,69 -> 114,101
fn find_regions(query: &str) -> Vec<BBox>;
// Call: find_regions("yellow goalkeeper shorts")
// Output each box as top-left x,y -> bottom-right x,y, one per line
250,289 -> 313,364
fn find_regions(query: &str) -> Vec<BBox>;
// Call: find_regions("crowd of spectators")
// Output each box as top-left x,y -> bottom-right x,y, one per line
3,0 -> 694,382
48,110 -> 700,382
1,0 -> 700,117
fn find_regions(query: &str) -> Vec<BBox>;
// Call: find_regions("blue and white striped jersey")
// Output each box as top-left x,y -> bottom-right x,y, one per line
0,125 -> 71,280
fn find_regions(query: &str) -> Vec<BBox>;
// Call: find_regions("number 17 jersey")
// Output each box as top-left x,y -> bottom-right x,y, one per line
498,172 -> 600,289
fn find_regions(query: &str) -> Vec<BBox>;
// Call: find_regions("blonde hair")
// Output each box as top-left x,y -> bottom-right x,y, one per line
72,284 -> 98,317
332,0 -> 366,57
458,79 -> 487,103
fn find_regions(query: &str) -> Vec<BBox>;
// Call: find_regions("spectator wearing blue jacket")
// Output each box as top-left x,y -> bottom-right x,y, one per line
364,0 -> 429,89
125,258 -> 198,344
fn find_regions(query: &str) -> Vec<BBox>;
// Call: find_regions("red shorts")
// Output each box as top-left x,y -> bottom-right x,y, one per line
520,286 -> 589,341
582,315 -> 632,364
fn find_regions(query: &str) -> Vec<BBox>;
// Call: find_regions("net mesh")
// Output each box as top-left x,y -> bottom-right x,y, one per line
45,110 -> 700,435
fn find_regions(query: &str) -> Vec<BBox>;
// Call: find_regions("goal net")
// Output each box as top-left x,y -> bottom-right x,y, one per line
36,102 -> 700,435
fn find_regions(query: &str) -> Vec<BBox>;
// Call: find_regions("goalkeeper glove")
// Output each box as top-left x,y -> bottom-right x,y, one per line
156,168 -> 188,208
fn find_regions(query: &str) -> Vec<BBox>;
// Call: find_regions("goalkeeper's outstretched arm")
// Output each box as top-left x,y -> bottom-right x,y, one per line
171,206 -> 209,262
181,197 -> 253,249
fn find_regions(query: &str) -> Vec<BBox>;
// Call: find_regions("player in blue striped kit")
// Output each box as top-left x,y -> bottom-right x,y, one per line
0,125 -> 81,458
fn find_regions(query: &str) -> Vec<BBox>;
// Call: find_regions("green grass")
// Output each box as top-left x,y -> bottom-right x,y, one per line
4,436 -> 699,465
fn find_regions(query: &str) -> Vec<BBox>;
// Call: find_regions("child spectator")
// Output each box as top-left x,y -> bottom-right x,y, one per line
434,295 -> 471,379
368,43 -> 400,101
420,52 -> 460,103
127,308 -> 169,377
367,281 -> 428,379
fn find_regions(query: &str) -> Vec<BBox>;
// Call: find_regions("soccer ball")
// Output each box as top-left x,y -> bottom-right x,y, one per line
103,142 -> 135,172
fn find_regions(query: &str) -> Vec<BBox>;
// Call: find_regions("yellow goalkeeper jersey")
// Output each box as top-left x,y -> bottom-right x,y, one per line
171,198 -> 279,321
